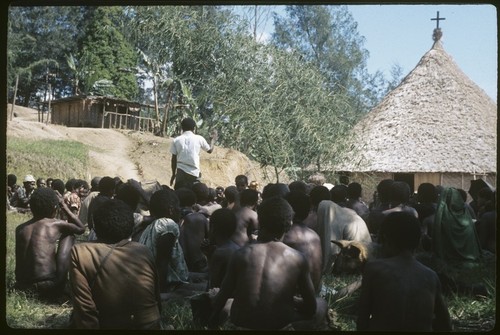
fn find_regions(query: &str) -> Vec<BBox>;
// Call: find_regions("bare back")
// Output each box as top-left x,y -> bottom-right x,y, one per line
226,242 -> 316,329
232,206 -> 258,247
15,218 -> 82,285
179,212 -> 209,272
283,225 -> 323,293
357,253 -> 451,331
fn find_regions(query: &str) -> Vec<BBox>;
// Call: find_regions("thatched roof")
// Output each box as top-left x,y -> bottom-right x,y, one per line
335,40 -> 497,174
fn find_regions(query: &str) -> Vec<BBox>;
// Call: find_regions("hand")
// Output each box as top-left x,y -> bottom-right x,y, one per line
170,175 -> 176,186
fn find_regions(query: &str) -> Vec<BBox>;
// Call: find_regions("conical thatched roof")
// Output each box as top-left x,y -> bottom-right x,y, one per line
335,40 -> 497,174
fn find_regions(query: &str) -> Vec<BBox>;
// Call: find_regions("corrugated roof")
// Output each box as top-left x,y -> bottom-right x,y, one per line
335,40 -> 497,174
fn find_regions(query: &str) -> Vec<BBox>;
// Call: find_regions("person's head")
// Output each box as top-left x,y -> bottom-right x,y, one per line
208,187 -> 217,202
210,208 -> 237,243
65,178 -> 76,193
261,183 -> 290,200
381,212 -> 421,253
23,174 -> 36,191
309,185 -> 331,209
377,179 -> 394,203
258,196 -> 294,241
115,183 -> 141,211
289,180 -> 308,194
36,178 -> 46,188
181,117 -> 196,132
93,199 -> 134,244
308,173 -> 326,186
389,181 -> 411,205
7,174 -> 17,187
215,186 -> 225,201
46,178 -> 53,189
285,190 -> 311,222
457,188 -> 468,203
150,188 -> 180,222
235,175 -> 248,192
29,187 -> 59,219
192,182 -> 209,204
417,183 -> 438,203
347,182 -> 362,200
90,176 -> 101,192
240,189 -> 259,207
224,186 -> 239,204
477,187 -> 494,208
330,184 -> 348,205
249,181 -> 259,191
73,179 -> 87,196
175,187 -> 197,208
98,176 -> 116,197
51,179 -> 65,195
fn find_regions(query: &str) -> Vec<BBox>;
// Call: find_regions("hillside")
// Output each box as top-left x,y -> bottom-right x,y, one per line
6,104 -> 282,189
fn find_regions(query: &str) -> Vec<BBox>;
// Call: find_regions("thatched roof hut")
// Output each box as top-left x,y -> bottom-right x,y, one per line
335,30 -> 496,197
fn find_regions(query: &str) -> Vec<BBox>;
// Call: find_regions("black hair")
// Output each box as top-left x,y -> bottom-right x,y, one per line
210,208 -> 237,240
150,188 -> 180,222
65,178 -> 76,192
208,187 -> 217,202
7,174 -> 17,186
240,189 -> 259,207
330,184 -> 348,204
289,180 -> 308,194
115,183 -> 140,211
347,182 -> 362,199
29,188 -> 59,219
285,191 -> 311,221
309,185 -> 331,207
382,212 -> 421,251
192,182 -> 209,203
418,183 -> 438,203
73,179 -> 86,190
175,187 -> 197,207
257,196 -> 293,238
261,183 -> 290,200
93,199 -> 134,243
51,179 -> 65,195
90,176 -> 101,191
390,181 -> 411,204
181,117 -> 196,131
224,186 -> 239,203
377,179 -> 394,203
235,175 -> 248,187
98,176 -> 116,196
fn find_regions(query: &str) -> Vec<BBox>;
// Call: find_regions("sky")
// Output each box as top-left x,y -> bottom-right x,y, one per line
232,4 -> 497,102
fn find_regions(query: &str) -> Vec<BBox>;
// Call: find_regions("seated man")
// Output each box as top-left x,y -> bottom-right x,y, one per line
357,212 -> 452,331
232,189 -> 259,247
10,174 -> 37,210
69,199 -> 162,329
15,188 -> 85,301
208,196 -> 328,330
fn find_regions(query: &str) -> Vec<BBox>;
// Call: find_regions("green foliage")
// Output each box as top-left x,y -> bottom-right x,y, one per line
6,138 -> 89,180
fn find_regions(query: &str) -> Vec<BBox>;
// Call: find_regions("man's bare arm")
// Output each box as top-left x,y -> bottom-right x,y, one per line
295,256 -> 317,317
170,155 -> 177,186
207,129 -> 218,154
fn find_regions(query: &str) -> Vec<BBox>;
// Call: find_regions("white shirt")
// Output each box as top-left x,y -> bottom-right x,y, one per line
170,130 -> 211,177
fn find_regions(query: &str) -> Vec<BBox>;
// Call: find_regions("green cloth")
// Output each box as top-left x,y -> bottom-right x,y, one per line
432,188 -> 482,263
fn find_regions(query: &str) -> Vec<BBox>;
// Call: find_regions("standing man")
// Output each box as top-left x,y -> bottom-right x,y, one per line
170,117 -> 216,190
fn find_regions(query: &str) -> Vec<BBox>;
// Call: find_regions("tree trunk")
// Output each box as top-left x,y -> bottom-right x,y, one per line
10,75 -> 19,121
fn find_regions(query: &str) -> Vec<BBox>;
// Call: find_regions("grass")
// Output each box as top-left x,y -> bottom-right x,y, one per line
7,138 -> 89,181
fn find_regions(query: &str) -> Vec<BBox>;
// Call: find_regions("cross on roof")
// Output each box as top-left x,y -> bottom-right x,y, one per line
431,11 -> 446,29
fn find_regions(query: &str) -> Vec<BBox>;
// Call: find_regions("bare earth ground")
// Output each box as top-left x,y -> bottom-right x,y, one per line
6,104 -> 282,188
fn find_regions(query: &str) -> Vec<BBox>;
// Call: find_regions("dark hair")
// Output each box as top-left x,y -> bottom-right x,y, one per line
98,176 -> 116,196
210,208 -> 237,240
7,174 -> 17,186
73,179 -> 86,190
285,191 -> 311,221
176,187 -> 197,207
51,179 -> 65,195
65,178 -> 76,192
309,185 -> 331,207
90,176 -> 101,191
208,187 -> 217,202
115,183 -> 140,211
330,184 -> 348,204
390,181 -> 411,204
261,183 -> 290,200
150,189 -> 180,222
224,186 -> 239,203
240,189 -> 258,207
181,117 -> 196,131
93,199 -> 134,243
418,183 -> 437,203
192,182 -> 209,203
382,212 -> 421,251
257,196 -> 293,238
377,179 -> 394,203
235,175 -> 248,187
29,188 -> 59,218
289,180 -> 308,194
347,182 -> 362,199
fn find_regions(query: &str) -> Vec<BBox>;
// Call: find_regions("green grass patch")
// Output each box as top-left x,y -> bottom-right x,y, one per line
6,138 -> 89,180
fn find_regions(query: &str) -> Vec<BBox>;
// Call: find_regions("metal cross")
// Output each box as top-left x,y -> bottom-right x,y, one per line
431,11 -> 446,29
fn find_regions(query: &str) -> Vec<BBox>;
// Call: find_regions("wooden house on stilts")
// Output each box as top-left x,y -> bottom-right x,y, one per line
335,22 -> 497,200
